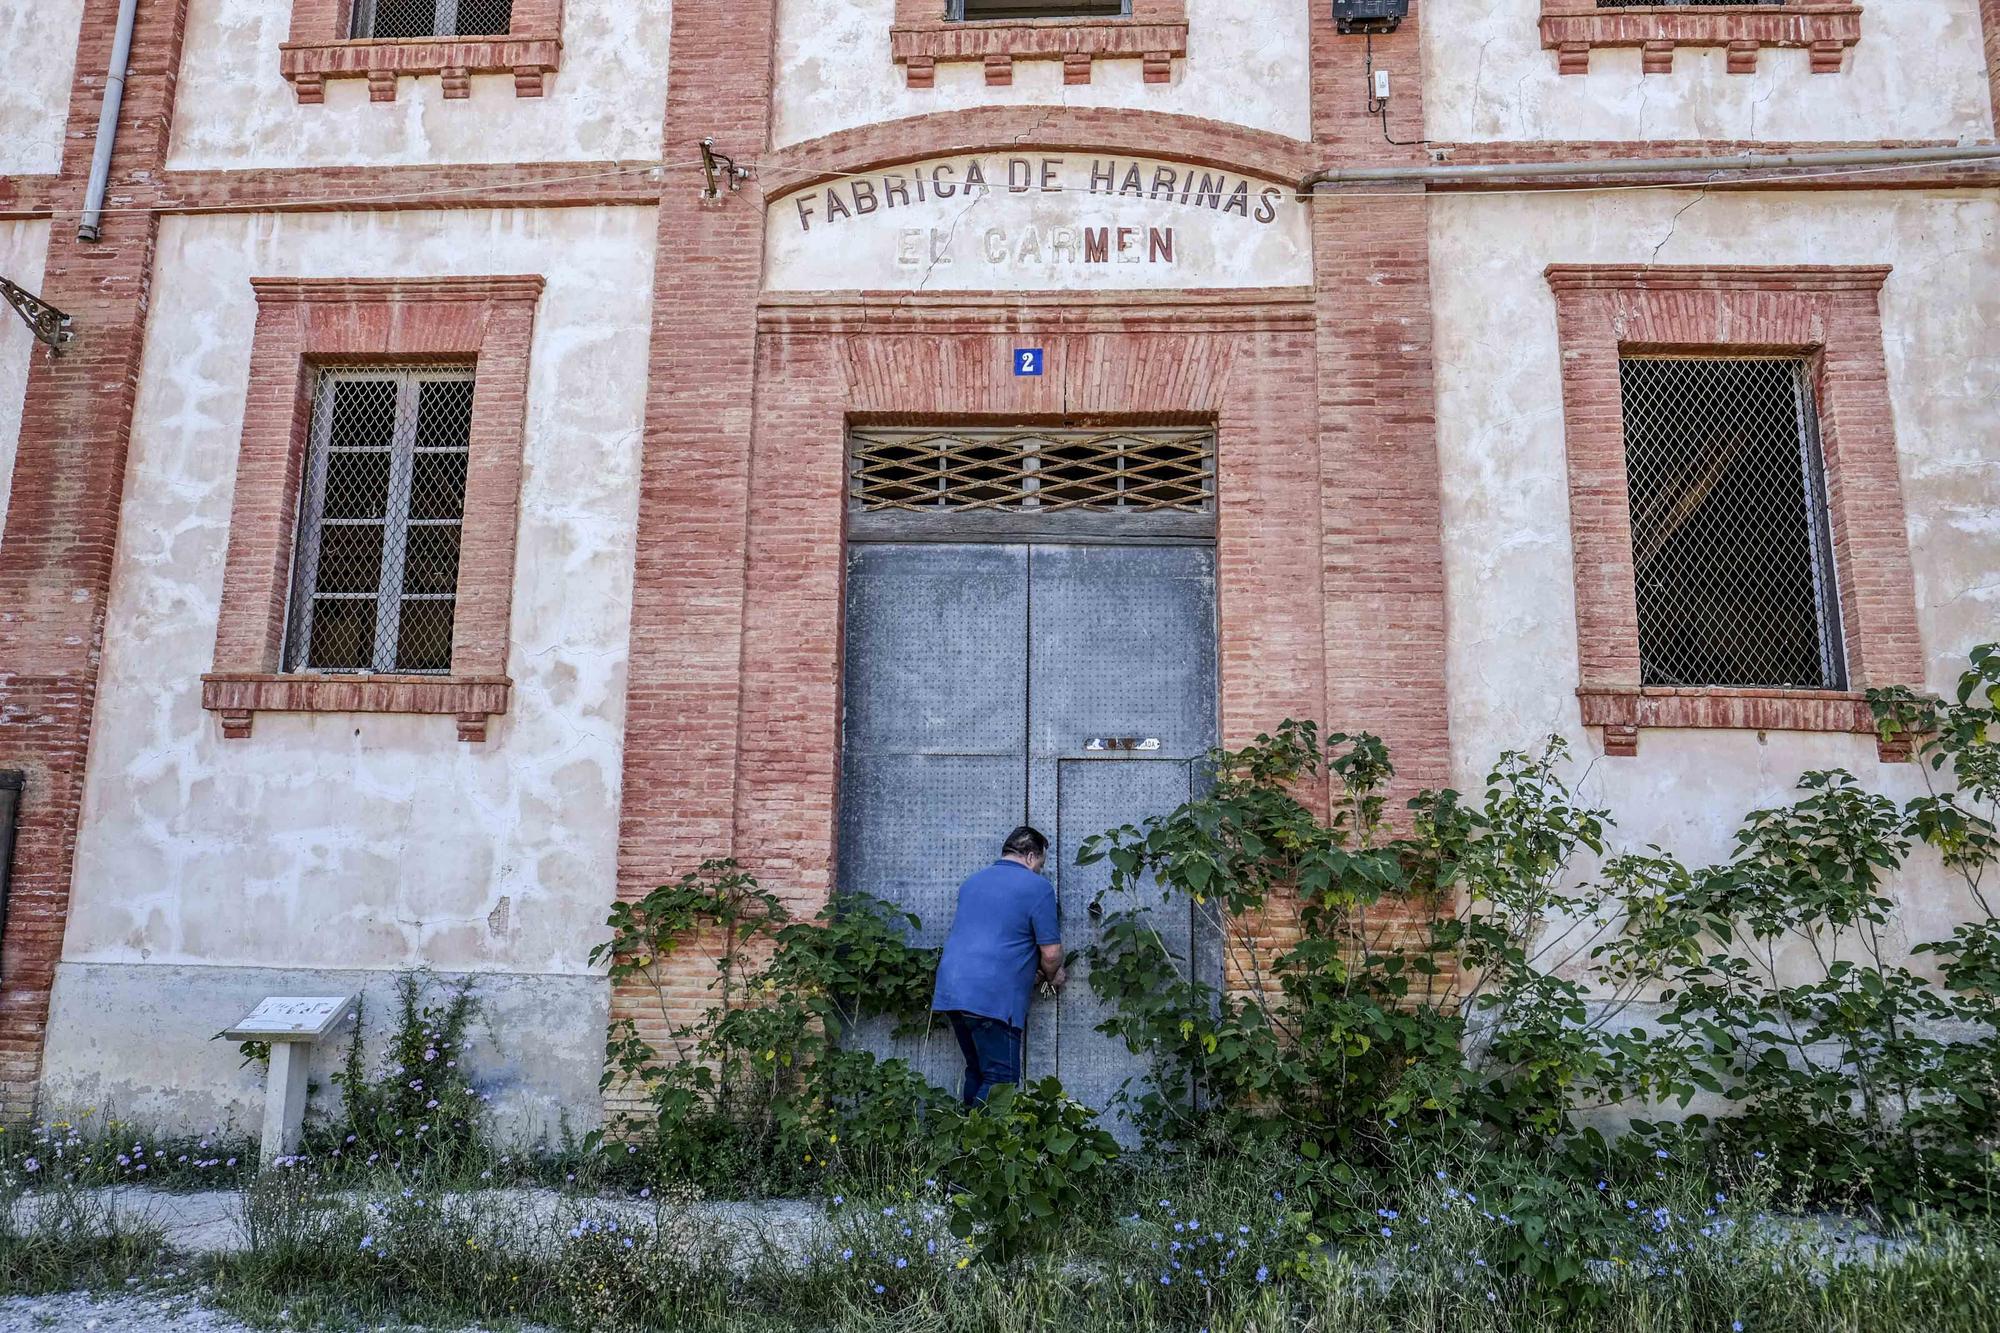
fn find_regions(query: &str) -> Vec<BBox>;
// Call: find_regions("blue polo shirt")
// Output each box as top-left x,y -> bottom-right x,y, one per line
931,859 -> 1061,1031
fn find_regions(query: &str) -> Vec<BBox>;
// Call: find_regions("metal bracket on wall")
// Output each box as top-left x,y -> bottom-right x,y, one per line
699,138 -> 750,201
0,276 -> 75,356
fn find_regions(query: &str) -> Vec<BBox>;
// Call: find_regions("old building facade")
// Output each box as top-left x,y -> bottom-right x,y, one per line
0,0 -> 1995,1134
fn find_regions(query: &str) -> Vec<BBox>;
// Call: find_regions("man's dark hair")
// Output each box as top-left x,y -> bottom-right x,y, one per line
1002,826 -> 1048,859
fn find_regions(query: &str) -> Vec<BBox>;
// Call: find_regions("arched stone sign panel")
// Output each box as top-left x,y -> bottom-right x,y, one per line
765,153 -> 1313,292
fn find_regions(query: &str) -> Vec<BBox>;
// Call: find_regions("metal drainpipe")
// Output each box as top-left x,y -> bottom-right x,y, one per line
77,0 -> 142,244
1299,143 -> 2000,193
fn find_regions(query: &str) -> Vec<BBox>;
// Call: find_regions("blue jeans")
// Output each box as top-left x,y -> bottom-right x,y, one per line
946,1011 -> 1023,1108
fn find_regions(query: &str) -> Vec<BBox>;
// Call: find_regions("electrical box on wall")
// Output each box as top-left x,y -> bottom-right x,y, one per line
1332,0 -> 1408,34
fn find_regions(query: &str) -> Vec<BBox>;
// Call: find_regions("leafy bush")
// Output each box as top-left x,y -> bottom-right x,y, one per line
1080,645 -> 2000,1222
595,859 -> 953,1195
325,972 -> 490,1175
945,1076 -> 1121,1260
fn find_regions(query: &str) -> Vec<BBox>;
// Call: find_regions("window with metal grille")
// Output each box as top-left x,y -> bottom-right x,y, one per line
952,0 -> 1129,19
350,0 -> 513,39
283,367 -> 474,675
1620,357 -> 1845,691
850,428 -> 1213,513
1595,1 -> 1770,6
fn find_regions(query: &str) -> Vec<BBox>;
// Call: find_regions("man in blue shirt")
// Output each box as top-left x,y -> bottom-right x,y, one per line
932,826 -> 1065,1106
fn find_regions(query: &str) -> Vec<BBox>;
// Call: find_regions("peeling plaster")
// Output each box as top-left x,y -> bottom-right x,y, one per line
1429,189 -> 2000,951
771,0 -> 1311,149
0,221 -> 51,549
64,207 -> 659,981
1425,0 -> 1995,145
166,0 -> 672,170
0,0 -> 82,176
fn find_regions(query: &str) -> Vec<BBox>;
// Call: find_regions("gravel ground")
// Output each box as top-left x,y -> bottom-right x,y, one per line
11,1187 -> 831,1271
0,1290 -> 552,1332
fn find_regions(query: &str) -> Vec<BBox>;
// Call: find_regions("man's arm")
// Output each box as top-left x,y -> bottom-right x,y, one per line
1038,943 -> 1067,990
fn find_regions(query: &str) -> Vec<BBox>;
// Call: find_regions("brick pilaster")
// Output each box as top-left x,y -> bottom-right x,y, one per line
1983,0 -> 2000,143
607,1 -> 782,1092
0,0 -> 194,1121
1308,3 -> 1453,803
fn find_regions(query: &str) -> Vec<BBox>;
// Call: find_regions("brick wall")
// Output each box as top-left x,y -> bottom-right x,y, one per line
604,0 -> 781,1108
0,0 -> 193,1121
602,4 -> 1458,1098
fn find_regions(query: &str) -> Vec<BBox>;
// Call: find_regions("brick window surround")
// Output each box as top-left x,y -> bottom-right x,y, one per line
1540,2 -> 1863,76
1546,265 -> 1922,762
202,275 -> 542,743
281,0 -> 564,103
891,0 -> 1187,88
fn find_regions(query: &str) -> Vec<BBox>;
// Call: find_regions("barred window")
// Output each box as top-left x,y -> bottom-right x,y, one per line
1596,1 -> 1771,7
284,367 -> 474,676
1620,357 -> 1845,691
850,427 -> 1212,514
953,0 -> 1128,19
350,0 -> 513,39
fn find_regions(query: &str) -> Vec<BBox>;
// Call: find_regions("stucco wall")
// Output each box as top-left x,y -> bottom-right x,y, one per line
38,963 -> 606,1141
46,204 -> 658,1134
0,220 -> 52,551
770,0 -> 1311,149
0,0 -> 82,176
64,205 -> 656,980
166,0 -> 672,170
1430,188 -> 2000,944
1424,0 -> 1995,144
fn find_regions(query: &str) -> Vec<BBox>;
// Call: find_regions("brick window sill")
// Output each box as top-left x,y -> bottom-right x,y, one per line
1539,3 -> 1862,75
890,3 -> 1187,87
280,34 -> 562,103
202,673 -> 512,742
1577,685 -> 1905,761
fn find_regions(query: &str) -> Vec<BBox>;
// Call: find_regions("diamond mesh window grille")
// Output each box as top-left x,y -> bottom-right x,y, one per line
1620,356 -> 1845,691
283,367 -> 474,675
351,0 -> 514,39
850,427 -> 1214,514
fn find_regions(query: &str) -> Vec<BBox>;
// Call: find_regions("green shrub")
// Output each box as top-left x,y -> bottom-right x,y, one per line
324,972 -> 490,1176
595,860 -> 952,1195
945,1076 -> 1121,1260
1079,645 -> 2000,1226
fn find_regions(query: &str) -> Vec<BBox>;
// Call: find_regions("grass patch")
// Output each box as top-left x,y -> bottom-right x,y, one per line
8,1150 -> 1996,1332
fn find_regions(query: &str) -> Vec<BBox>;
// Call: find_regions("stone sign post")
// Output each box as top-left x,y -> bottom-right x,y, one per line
224,995 -> 358,1166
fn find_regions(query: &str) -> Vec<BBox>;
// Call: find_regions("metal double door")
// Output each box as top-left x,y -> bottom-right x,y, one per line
838,541 -> 1219,1116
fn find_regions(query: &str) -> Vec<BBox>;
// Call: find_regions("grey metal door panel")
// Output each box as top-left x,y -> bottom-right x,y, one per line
1022,752 -> 1061,1083
1055,758 -> 1196,1129
838,754 -> 1028,948
1026,545 -> 1218,761
838,754 -> 1029,1094
843,543 -> 1027,756
839,543 -> 1031,1094
838,539 -> 1218,1113
1026,545 -> 1218,1131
